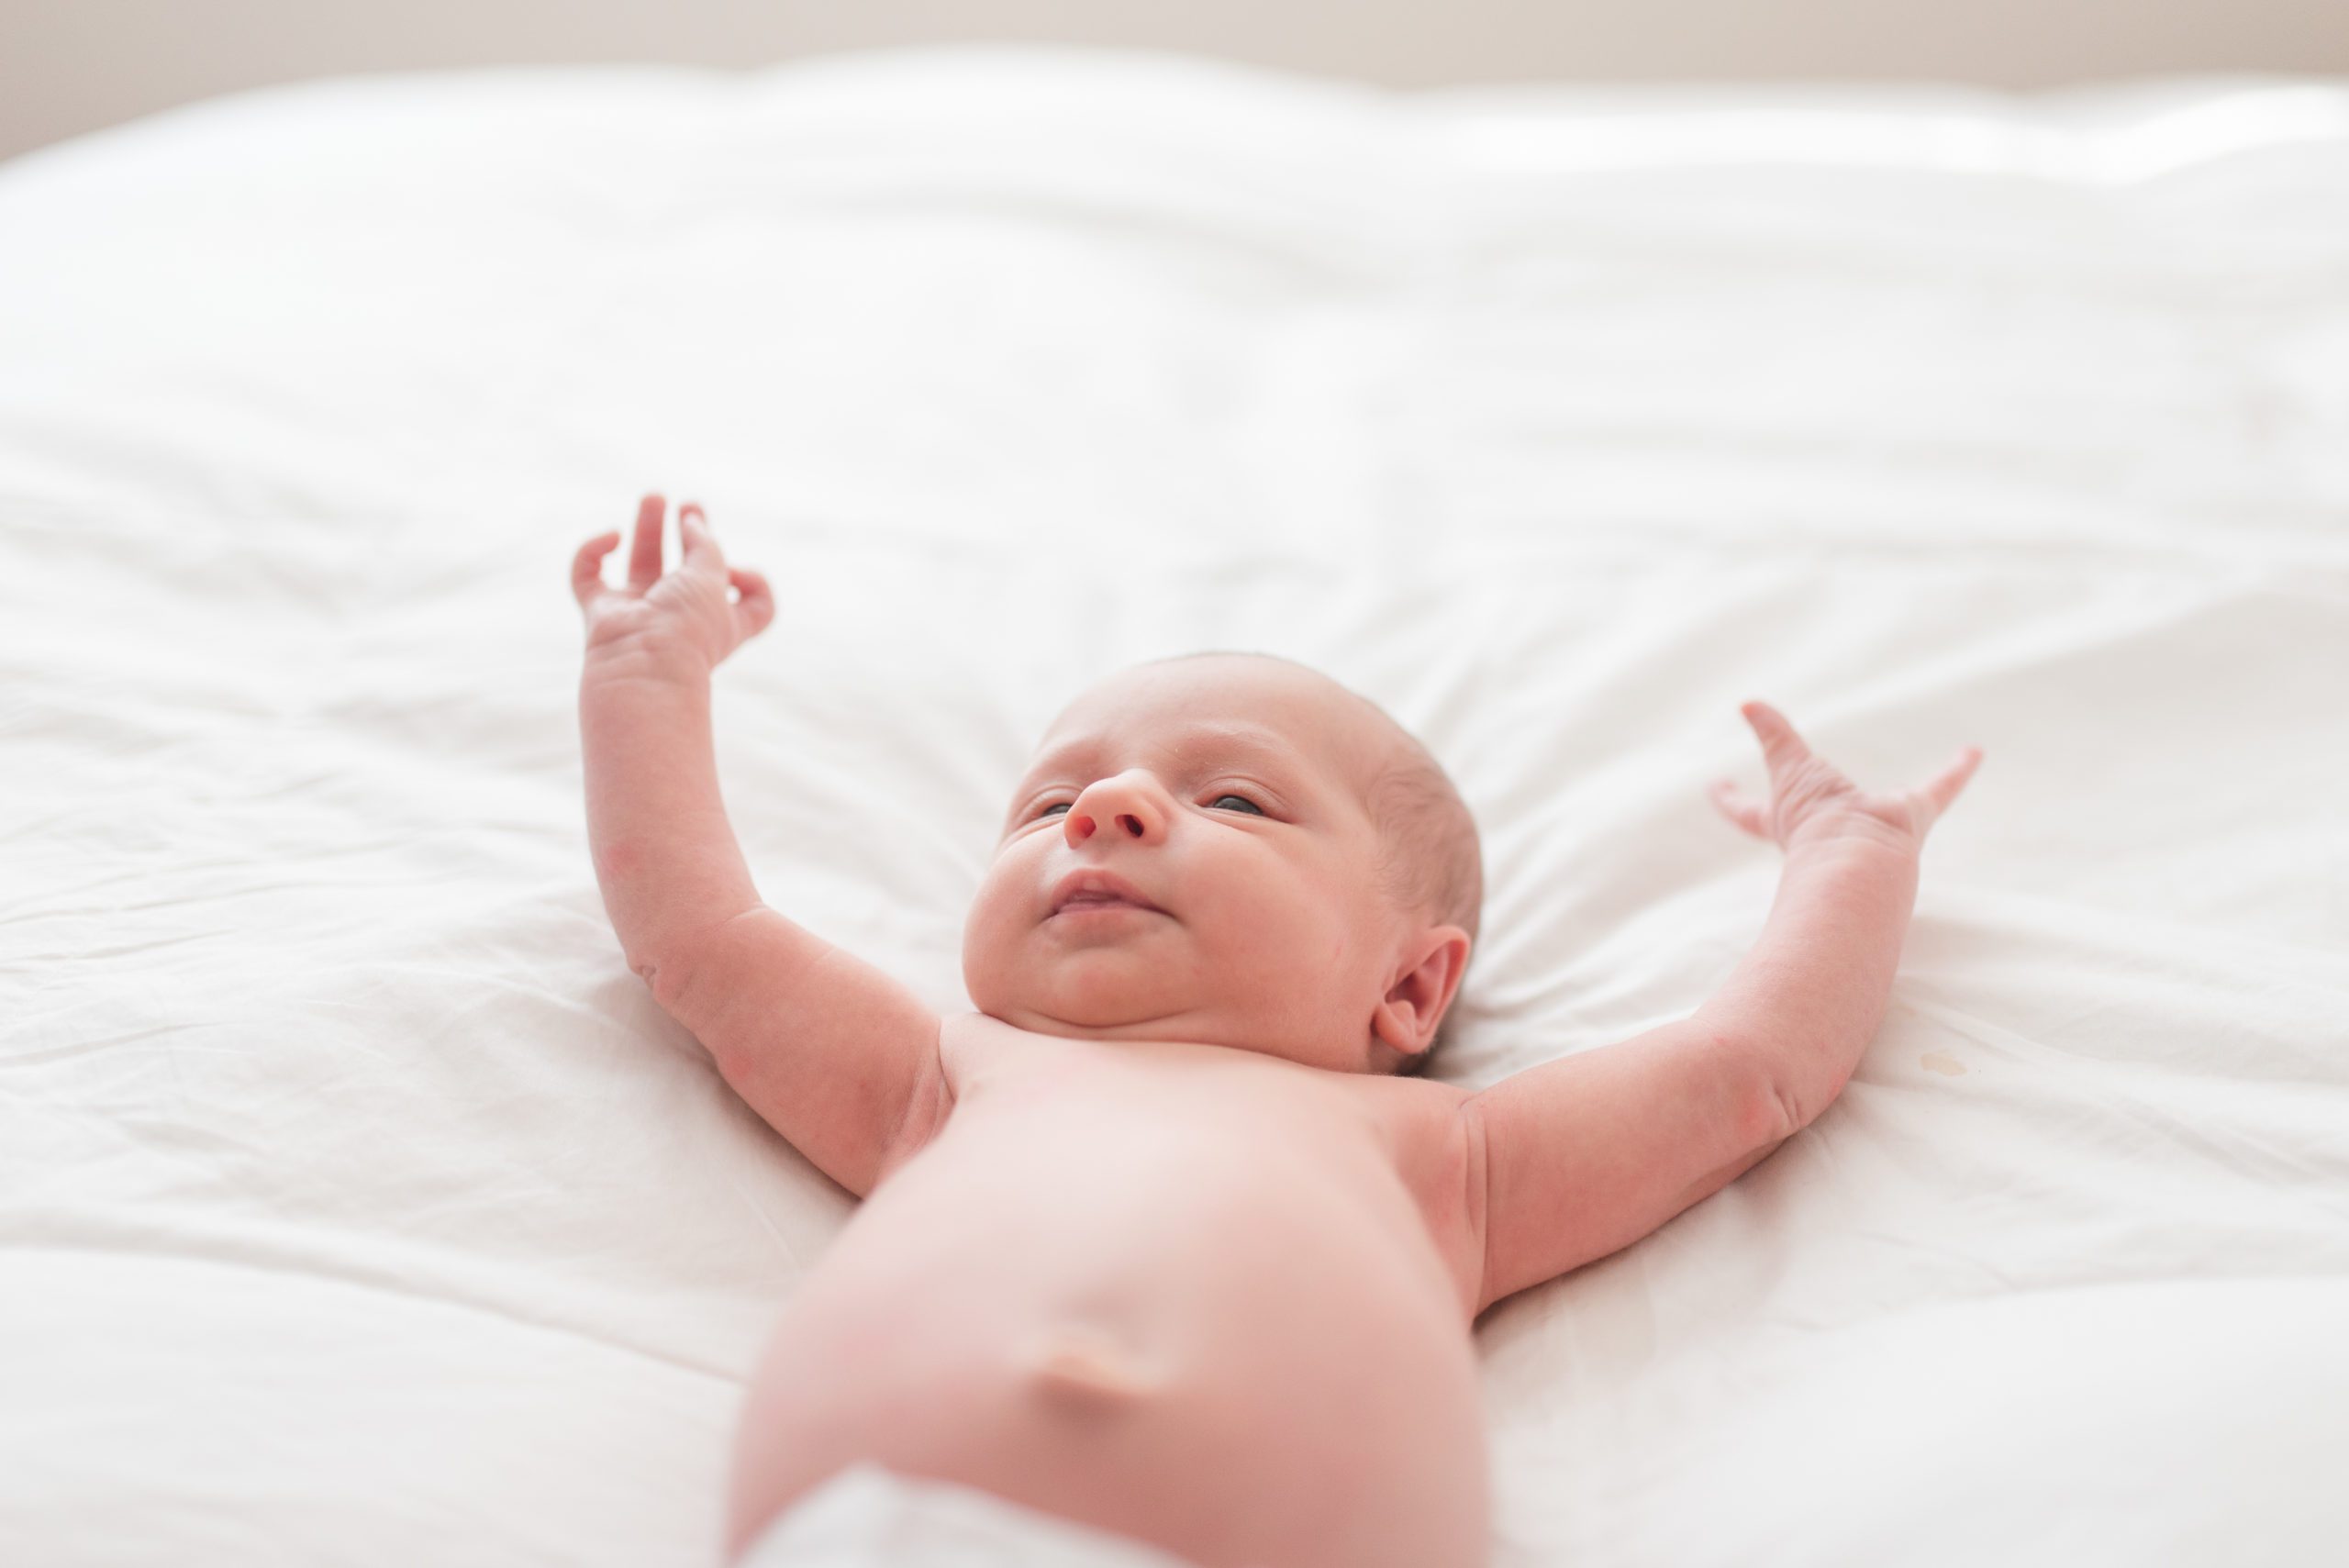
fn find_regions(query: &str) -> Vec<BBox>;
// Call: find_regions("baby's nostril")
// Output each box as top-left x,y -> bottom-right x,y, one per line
1118,814 -> 1142,837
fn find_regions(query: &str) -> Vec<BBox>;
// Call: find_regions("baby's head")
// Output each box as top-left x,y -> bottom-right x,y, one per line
963,651 -> 1481,1076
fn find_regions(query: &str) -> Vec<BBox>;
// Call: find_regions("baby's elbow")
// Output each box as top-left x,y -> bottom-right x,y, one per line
1766,1076 -> 1809,1146
1704,1028 -> 1809,1150
629,943 -> 705,1016
622,949 -> 668,1000
1760,1059 -> 1852,1144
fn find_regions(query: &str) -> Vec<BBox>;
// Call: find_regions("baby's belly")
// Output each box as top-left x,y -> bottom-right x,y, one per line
726,1102 -> 1489,1568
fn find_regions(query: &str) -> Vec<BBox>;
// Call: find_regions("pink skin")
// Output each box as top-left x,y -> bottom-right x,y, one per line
572,498 -> 1986,1568
1709,699 -> 1983,855
573,494 -> 773,670
961,657 -> 1473,1077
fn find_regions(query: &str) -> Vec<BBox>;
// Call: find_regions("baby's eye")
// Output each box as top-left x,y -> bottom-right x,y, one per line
1208,794 -> 1264,815
1034,802 -> 1071,819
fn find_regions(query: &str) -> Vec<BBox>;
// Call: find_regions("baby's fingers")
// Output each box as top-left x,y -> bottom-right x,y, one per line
628,493 -> 667,592
1707,776 -> 1767,840
1910,745 -> 1986,833
729,566 -> 775,639
677,501 -> 729,578
1740,700 -> 1814,782
571,530 -> 622,613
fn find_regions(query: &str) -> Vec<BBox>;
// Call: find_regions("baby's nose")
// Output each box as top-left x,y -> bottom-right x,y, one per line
1063,772 -> 1165,845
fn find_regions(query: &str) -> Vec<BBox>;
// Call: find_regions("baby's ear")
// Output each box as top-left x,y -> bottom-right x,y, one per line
1371,925 -> 1472,1060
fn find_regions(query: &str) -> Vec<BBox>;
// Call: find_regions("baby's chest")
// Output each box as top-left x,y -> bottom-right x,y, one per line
925,1015 -> 1483,1324
750,1062 -> 1494,1568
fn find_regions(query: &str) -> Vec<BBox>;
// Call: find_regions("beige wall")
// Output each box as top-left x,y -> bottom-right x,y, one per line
6,0 -> 2346,165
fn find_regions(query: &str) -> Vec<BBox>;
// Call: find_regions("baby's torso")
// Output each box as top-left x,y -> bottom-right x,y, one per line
727,1015 -> 1491,1568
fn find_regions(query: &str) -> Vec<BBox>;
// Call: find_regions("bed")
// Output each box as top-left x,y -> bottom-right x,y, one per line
3,44 -> 2344,1567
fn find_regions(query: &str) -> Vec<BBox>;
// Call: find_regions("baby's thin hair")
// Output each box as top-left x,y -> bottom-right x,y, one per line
1365,730 -> 1483,1075
1147,651 -> 1483,1077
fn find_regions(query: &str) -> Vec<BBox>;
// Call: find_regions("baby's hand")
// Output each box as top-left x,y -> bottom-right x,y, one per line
1708,700 -> 1982,855
571,494 -> 775,673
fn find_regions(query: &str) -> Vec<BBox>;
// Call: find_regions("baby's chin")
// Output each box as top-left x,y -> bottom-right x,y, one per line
974,970 -> 1378,1072
971,956 -> 1226,1042
983,981 -> 1179,1039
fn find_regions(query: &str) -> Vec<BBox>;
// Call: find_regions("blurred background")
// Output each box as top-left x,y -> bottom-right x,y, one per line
6,0 -> 2348,163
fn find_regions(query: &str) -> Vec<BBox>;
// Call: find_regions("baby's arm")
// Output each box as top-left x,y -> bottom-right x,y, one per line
574,498 -> 950,1200
1463,703 -> 1981,1316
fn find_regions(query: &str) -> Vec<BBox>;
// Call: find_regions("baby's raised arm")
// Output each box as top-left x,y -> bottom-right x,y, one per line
571,495 -> 949,1199
1462,703 -> 1982,1316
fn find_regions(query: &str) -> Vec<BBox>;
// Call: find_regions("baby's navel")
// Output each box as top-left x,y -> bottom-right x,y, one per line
1018,1323 -> 1164,1407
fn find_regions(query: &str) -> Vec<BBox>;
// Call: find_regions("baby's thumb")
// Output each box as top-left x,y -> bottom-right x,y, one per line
730,568 -> 776,637
1907,746 -> 1985,838
1708,776 -> 1766,840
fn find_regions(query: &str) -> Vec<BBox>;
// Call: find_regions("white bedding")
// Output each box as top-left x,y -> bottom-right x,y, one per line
3,45 -> 2345,1568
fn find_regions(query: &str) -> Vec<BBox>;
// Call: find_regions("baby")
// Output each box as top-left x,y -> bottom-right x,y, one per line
570,496 -> 1984,1568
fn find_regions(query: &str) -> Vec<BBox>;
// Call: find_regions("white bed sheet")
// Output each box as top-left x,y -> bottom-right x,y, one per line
2,44 -> 2345,1568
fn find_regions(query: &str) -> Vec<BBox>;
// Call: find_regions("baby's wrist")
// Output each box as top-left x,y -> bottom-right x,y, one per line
582,629 -> 715,688
1785,809 -> 1922,859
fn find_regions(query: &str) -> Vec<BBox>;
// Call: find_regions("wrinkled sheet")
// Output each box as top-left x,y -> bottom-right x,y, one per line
2,45 -> 2345,1568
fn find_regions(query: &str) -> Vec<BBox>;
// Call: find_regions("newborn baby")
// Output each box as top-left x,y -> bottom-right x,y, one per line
570,496 -> 1984,1568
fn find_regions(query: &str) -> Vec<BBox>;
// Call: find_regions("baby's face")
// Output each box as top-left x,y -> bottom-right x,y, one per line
962,655 -> 1435,1074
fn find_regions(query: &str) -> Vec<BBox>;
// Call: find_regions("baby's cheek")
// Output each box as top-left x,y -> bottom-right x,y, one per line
959,891 -> 1019,1006
1205,895 -> 1317,977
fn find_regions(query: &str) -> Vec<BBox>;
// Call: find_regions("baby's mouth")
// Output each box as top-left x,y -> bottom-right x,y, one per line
1054,893 -> 1154,916
1048,871 -> 1166,918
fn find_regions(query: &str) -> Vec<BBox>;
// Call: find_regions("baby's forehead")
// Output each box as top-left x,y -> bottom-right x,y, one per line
1028,661 -> 1389,788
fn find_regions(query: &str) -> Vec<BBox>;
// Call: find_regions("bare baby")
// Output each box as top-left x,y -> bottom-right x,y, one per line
570,496 -> 1985,1568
